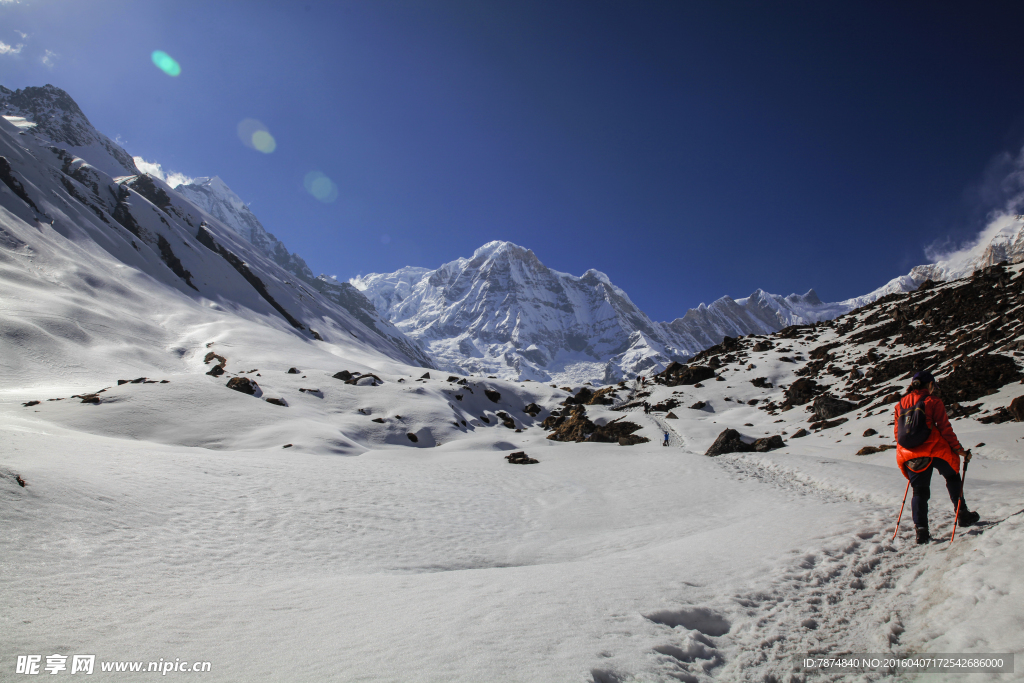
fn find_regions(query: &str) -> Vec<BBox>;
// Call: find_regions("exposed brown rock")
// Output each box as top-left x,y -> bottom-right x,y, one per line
1009,395 -> 1024,422
523,402 -> 542,417
22,400 -> 39,407
484,389 -> 501,403
265,398 -> 288,407
506,451 -> 538,464
226,377 -> 259,395
407,432 -> 419,443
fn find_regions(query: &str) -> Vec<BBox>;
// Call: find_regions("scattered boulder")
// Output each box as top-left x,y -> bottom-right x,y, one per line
586,386 -> 617,405
752,341 -> 774,352
784,378 -> 820,405
206,365 -> 225,377
791,428 -> 809,438
651,398 -> 681,412
22,400 -> 39,407
407,432 -> 419,443
523,403 -> 542,417
751,377 -> 772,389
287,367 -> 300,374
689,401 -> 706,410
753,435 -> 785,452
562,386 -> 594,405
282,444 -> 293,448
371,417 -> 385,423
265,398 -> 288,407
544,405 -> 648,444
77,394 -> 101,404
978,407 -> 1014,424
15,474 -> 26,487
1008,395 -> 1024,422
810,417 -> 848,431
812,395 -> 858,421
480,416 -> 490,424
484,389 -> 501,403
657,363 -> 716,387
665,412 -> 678,419
420,372 -> 431,379
333,370 -> 354,381
496,411 -> 516,429
856,445 -> 895,455
348,373 -> 382,386
705,429 -> 752,456
506,451 -> 538,465
226,377 -> 259,395
299,388 -> 322,396
455,394 -> 464,401
863,428 -> 878,437
204,352 -> 226,365
447,375 -> 460,382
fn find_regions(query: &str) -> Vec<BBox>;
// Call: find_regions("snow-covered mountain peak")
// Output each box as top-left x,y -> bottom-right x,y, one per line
0,84 -> 139,178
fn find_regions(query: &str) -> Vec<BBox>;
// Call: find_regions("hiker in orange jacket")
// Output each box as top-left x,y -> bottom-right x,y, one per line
895,370 -> 980,543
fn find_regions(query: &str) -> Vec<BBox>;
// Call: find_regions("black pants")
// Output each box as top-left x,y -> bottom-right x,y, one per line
902,457 -> 965,528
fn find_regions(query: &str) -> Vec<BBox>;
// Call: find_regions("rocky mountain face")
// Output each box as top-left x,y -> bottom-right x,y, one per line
0,84 -> 139,179
669,260 -> 1024,440
352,241 -> 848,383
173,176 -> 317,282
0,84 -> 431,368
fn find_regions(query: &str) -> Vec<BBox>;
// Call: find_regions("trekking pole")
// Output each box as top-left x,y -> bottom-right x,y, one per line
949,453 -> 972,546
892,480 -> 911,542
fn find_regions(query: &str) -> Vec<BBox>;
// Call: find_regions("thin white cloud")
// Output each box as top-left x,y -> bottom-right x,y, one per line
925,145 -> 1024,266
15,30 -> 28,39
0,40 -> 24,55
41,49 -> 56,68
133,156 -> 196,188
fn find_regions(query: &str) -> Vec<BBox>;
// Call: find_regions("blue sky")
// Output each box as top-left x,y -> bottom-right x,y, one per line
2,1 -> 1024,320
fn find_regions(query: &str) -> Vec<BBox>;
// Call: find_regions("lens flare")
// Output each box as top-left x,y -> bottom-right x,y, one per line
237,119 -> 276,154
151,51 -> 181,77
303,171 -> 338,203
251,130 -> 276,153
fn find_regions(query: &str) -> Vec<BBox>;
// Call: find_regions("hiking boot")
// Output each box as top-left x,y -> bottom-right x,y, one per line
915,526 -> 931,544
957,509 -> 980,527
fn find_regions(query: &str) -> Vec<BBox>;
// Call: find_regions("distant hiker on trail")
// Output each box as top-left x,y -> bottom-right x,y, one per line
663,432 -> 670,447
895,370 -> 980,544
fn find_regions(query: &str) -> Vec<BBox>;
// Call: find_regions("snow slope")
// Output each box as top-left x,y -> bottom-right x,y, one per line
3,83 -> 1024,683
4,265 -> 1024,682
0,85 -> 431,372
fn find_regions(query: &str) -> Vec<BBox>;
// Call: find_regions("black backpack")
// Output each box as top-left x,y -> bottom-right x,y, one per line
896,394 -> 932,448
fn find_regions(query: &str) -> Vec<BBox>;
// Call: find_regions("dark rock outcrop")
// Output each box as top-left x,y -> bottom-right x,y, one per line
705,429 -> 751,456
523,403 -> 542,417
811,395 -> 857,421
544,405 -> 648,444
484,389 -> 501,403
265,397 -> 287,407
506,451 -> 538,464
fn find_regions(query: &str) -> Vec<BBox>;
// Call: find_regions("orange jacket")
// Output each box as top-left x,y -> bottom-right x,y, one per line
894,390 -> 962,478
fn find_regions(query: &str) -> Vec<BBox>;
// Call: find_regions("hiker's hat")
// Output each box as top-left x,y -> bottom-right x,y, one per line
912,370 -> 936,386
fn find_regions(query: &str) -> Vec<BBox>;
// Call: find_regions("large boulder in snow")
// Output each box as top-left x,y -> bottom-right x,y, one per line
658,363 -> 716,387
226,377 -> 258,395
1009,395 -> 1024,422
784,378 -> 820,406
812,395 -> 857,420
705,429 -> 752,456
